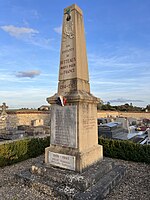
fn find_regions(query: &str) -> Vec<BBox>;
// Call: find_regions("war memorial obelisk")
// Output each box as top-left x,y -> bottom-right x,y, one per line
17,5 -> 126,199
45,4 -> 103,172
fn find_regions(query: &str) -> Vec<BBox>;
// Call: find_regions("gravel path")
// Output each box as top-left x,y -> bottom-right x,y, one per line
105,158 -> 150,200
0,155 -> 150,200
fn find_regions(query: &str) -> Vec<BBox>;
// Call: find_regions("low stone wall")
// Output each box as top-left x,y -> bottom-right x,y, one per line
119,112 -> 150,119
1,110 -> 150,131
97,111 -> 119,118
97,111 -> 150,119
6,111 -> 50,130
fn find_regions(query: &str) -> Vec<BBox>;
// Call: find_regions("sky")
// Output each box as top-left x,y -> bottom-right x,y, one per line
0,0 -> 150,109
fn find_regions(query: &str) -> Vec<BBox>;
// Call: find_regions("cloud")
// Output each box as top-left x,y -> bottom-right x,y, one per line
1,25 -> 55,49
1,25 -> 39,38
54,25 -> 62,35
16,70 -> 41,78
88,48 -> 150,108
109,98 -> 144,103
88,46 -> 150,70
89,54 -> 140,69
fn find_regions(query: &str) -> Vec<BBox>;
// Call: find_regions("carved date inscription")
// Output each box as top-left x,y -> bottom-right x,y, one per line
59,79 -> 77,91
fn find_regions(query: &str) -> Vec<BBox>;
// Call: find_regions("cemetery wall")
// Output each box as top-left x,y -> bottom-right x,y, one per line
118,112 -> 150,119
2,110 -> 150,130
97,111 -> 150,119
97,111 -> 118,118
6,111 -> 50,129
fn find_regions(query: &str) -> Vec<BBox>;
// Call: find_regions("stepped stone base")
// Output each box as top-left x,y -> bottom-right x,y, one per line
15,158 -> 126,200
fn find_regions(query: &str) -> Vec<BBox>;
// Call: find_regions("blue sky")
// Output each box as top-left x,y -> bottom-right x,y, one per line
0,0 -> 150,108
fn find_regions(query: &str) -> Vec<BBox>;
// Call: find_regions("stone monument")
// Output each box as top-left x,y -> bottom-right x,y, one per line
45,4 -> 103,172
16,5 -> 126,199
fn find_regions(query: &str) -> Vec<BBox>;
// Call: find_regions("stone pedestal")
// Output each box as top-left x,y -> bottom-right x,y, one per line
45,92 -> 103,172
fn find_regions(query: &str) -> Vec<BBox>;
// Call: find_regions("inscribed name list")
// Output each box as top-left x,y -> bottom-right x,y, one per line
51,105 -> 77,148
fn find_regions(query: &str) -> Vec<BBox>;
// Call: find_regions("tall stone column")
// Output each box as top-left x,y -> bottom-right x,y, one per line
45,4 -> 103,172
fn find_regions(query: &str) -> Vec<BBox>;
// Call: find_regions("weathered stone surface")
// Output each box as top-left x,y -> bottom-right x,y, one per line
0,111 -> 50,132
51,105 -> 77,148
74,166 -> 126,200
58,4 -> 89,93
16,158 -> 126,199
97,110 -> 150,119
48,152 -> 76,171
32,159 -> 115,191
45,144 -> 103,173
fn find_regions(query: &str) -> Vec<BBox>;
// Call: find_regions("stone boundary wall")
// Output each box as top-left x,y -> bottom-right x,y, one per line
97,111 -> 150,119
119,112 -> 150,119
97,111 -> 118,118
2,110 -> 150,130
6,111 -> 50,129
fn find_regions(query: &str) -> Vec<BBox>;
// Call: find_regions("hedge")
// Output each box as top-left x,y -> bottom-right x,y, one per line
1,136 -> 150,167
0,136 -> 50,167
99,137 -> 150,164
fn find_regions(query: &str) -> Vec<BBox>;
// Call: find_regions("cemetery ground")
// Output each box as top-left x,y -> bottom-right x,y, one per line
0,155 -> 149,200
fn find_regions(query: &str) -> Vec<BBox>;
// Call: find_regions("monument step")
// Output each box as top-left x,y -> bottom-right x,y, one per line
15,160 -> 126,200
30,158 -> 114,191
74,165 -> 126,200
15,170 -> 68,199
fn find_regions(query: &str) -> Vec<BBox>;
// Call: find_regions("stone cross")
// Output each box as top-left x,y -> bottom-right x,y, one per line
0,102 -> 8,115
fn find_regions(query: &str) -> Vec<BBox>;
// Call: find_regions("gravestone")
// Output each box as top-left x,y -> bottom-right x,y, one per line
0,102 -> 8,115
45,4 -> 103,172
115,117 -> 129,132
0,103 -> 8,132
